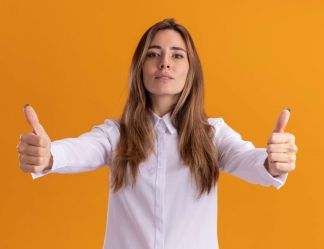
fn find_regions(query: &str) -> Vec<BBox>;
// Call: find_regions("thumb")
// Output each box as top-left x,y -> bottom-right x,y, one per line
23,104 -> 47,136
273,108 -> 291,133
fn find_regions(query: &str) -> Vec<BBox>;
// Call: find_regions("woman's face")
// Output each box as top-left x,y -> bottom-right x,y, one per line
142,29 -> 189,103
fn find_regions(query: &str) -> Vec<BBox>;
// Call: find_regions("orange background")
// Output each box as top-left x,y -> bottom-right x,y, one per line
1,0 -> 323,248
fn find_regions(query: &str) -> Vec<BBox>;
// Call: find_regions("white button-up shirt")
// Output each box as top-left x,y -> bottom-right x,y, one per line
31,111 -> 288,249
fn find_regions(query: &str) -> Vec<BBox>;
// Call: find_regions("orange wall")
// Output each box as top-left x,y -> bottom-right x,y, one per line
1,0 -> 323,248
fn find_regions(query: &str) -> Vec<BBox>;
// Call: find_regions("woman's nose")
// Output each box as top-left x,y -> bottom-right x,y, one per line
159,64 -> 170,69
159,55 -> 171,69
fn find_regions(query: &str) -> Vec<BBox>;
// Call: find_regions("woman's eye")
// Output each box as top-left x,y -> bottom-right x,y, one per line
173,54 -> 184,59
146,52 -> 185,59
147,52 -> 158,58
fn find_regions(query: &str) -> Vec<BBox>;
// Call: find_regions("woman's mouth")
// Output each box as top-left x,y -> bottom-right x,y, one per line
155,76 -> 173,81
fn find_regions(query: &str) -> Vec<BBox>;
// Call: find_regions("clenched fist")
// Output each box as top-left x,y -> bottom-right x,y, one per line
265,108 -> 298,177
17,104 -> 53,173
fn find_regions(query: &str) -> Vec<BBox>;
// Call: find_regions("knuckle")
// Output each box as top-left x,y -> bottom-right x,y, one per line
20,132 -> 31,141
21,134 -> 31,144
268,153 -> 274,161
270,134 -> 276,141
288,163 -> 295,171
19,133 -> 25,141
268,135 -> 275,144
19,164 -> 27,172
289,154 -> 296,162
17,144 -> 23,153
288,144 -> 294,152
20,163 -> 31,173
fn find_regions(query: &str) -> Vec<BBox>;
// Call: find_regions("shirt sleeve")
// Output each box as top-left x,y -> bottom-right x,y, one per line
210,118 -> 288,189
30,119 -> 119,180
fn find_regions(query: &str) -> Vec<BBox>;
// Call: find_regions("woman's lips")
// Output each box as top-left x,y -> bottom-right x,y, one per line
155,76 -> 173,80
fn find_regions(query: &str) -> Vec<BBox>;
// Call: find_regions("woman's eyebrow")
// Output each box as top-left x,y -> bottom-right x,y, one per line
148,45 -> 187,52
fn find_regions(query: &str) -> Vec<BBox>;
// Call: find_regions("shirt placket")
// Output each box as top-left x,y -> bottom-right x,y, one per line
155,120 -> 167,249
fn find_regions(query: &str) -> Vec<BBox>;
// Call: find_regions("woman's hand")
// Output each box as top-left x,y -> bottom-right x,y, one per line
264,108 -> 298,177
17,104 -> 53,173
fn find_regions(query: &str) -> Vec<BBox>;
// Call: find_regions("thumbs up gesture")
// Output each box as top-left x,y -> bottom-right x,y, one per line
17,104 -> 53,173
265,108 -> 298,177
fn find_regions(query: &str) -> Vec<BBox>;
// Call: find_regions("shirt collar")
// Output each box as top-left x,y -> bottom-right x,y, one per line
150,110 -> 177,134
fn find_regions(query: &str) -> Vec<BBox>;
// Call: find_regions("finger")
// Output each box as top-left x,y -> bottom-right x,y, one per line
20,132 -> 48,147
17,143 -> 47,156
273,108 -> 291,133
267,133 -> 295,144
268,152 -> 296,163
23,104 -> 46,136
267,166 -> 287,176
19,154 -> 45,166
269,162 -> 295,173
20,163 -> 45,173
267,143 -> 298,153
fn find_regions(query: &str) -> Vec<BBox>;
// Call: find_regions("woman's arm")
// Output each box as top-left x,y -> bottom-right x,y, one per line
31,120 -> 119,179
210,118 -> 288,189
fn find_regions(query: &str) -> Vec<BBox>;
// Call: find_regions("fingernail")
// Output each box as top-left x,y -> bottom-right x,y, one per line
285,107 -> 291,112
24,104 -> 30,108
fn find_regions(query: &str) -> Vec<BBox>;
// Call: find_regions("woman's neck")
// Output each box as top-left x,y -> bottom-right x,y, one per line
150,94 -> 177,117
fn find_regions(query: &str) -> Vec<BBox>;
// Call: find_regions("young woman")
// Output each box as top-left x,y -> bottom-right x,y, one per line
18,18 -> 297,249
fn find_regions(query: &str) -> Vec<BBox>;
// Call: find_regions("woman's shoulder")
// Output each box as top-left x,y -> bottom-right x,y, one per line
207,117 -> 225,126
207,117 -> 237,138
207,117 -> 242,140
90,118 -> 121,136
103,118 -> 120,128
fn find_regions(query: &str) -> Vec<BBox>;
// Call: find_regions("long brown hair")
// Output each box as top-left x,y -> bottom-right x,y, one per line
111,18 -> 219,198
